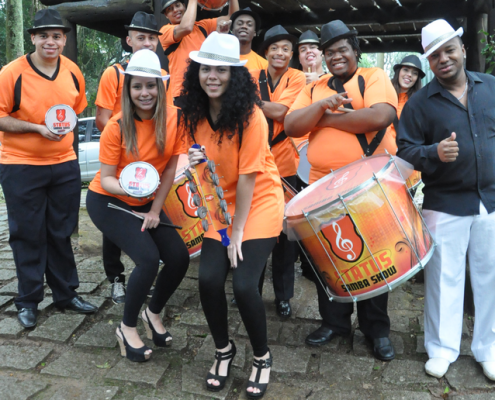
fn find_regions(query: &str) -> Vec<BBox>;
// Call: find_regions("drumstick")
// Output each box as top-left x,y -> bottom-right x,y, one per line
337,107 -> 354,113
107,203 -> 182,229
308,66 -> 312,73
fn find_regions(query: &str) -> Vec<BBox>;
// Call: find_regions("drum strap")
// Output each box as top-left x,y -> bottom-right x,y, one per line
258,69 -> 293,150
113,62 -> 128,94
164,25 -> 208,56
329,75 -> 388,157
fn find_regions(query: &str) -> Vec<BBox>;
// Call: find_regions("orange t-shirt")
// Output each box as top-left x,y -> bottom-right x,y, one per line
95,62 -> 169,117
0,54 -> 87,165
160,19 -> 217,102
185,107 -> 284,241
240,50 -> 268,72
387,92 -> 408,141
252,67 -> 306,177
89,106 -> 183,206
288,67 -> 398,183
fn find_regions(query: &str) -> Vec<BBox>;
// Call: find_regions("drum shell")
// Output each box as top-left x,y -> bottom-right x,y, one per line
286,156 -> 434,302
406,170 -> 422,191
198,0 -> 228,11
296,140 -> 310,185
162,155 -> 204,258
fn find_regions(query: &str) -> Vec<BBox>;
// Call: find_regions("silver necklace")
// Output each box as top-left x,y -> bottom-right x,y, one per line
457,81 -> 468,101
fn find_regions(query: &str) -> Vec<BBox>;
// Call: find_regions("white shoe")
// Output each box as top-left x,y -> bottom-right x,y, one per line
425,358 -> 450,378
481,361 -> 495,381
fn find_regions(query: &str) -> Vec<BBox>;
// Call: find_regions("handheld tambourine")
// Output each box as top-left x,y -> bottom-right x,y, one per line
188,144 -> 231,247
119,161 -> 160,198
45,104 -> 77,135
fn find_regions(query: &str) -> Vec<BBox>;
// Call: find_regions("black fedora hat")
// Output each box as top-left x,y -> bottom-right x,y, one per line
125,11 -> 162,35
298,30 -> 319,47
393,55 -> 425,79
320,20 -> 357,50
161,0 -> 187,13
230,7 -> 261,33
260,25 -> 297,53
27,9 -> 71,34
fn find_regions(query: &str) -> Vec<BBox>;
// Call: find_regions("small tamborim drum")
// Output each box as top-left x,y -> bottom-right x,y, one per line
284,154 -> 435,302
296,140 -> 311,185
162,154 -> 205,258
45,104 -> 77,135
198,0 -> 228,11
119,161 -> 160,198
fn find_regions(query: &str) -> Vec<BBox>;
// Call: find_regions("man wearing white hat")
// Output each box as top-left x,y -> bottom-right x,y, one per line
397,19 -> 495,380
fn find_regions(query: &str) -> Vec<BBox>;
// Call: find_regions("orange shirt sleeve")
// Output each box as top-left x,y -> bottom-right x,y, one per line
238,108 -> 269,175
288,82 -> 315,114
275,70 -> 306,109
99,118 -> 123,166
159,24 -> 178,49
197,18 -> 218,35
95,65 -> 120,111
0,66 -> 16,119
363,68 -> 398,109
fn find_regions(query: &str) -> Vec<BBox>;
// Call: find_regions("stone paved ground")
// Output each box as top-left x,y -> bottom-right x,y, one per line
0,195 -> 493,400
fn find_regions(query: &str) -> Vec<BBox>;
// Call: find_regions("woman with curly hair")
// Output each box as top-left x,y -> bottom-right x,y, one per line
389,55 -> 425,142
181,32 -> 284,399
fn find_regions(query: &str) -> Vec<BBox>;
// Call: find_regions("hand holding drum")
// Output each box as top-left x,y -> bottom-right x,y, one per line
188,145 -> 206,166
437,132 -> 458,163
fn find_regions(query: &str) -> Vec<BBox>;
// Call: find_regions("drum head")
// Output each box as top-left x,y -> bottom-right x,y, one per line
296,141 -> 310,185
45,105 -> 77,135
198,0 -> 228,11
119,161 -> 160,198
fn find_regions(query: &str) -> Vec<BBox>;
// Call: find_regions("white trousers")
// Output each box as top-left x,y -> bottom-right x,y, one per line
423,203 -> 495,362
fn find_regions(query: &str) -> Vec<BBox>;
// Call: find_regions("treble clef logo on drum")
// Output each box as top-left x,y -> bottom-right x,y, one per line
333,171 -> 350,189
175,181 -> 201,219
321,214 -> 364,263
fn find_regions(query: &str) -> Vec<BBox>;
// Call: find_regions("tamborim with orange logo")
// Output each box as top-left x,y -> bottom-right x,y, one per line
284,154 -> 435,302
119,161 -> 160,198
45,104 -> 77,135
162,154 -> 205,258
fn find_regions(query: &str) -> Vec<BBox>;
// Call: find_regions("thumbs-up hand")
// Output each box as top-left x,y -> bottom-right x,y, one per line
437,132 -> 459,162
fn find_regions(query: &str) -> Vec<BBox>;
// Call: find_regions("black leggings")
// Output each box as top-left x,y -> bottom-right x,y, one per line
86,190 -> 190,327
199,237 -> 276,357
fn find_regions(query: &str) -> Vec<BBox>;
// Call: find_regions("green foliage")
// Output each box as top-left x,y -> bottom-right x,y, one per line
480,30 -> 495,74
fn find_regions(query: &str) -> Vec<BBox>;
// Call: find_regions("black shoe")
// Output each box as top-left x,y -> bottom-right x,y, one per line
141,309 -> 172,347
111,278 -> 126,304
206,340 -> 237,392
370,337 -> 395,361
17,308 -> 37,328
63,296 -> 98,314
116,324 -> 152,362
305,325 -> 340,346
246,350 -> 272,399
275,299 -> 291,318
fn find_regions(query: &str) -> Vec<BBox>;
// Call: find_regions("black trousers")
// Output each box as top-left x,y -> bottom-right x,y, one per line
199,237 -> 276,357
86,190 -> 189,327
0,161 -> 81,309
315,275 -> 390,338
102,235 -> 126,283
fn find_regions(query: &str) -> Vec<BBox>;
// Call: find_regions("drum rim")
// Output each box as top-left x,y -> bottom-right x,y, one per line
296,141 -> 310,185
319,243 -> 436,303
286,154 -> 395,221
119,161 -> 160,198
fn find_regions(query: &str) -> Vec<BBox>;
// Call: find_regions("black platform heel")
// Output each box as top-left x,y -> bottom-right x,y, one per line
246,350 -> 272,399
206,340 -> 237,392
115,324 -> 152,362
141,309 -> 172,347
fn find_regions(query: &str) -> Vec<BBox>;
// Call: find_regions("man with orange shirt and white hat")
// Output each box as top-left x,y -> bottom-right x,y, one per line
285,20 -> 398,361
0,9 -> 97,328
252,25 -> 306,318
159,0 -> 239,106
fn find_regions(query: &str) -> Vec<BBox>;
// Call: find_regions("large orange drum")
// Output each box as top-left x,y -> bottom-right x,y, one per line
198,0 -> 229,11
162,155 -> 204,258
284,154 -> 435,302
406,170 -> 422,194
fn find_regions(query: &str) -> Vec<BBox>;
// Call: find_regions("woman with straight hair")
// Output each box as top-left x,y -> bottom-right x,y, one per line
389,55 -> 425,141
86,49 -> 189,362
181,32 -> 284,399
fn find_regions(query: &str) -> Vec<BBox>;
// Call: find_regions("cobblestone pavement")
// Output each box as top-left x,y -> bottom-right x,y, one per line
0,196 -> 493,400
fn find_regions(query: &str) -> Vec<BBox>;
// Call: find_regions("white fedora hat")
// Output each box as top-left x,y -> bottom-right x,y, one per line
421,19 -> 463,59
121,49 -> 170,80
189,32 -> 247,67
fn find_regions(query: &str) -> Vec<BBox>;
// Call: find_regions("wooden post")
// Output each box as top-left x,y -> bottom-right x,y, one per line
376,53 -> 384,69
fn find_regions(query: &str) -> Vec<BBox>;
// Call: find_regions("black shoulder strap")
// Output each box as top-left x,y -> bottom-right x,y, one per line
164,25 -> 208,57
258,69 -> 275,146
392,115 -> 399,133
198,25 -> 207,38
331,74 -> 387,157
113,63 -> 128,94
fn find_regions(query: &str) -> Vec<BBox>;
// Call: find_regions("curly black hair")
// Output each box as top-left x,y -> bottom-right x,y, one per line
346,36 -> 362,63
179,61 -> 263,146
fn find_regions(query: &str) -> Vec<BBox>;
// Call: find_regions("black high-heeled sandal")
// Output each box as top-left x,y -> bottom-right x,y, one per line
206,340 -> 237,392
115,324 -> 152,362
141,309 -> 172,347
246,350 -> 272,399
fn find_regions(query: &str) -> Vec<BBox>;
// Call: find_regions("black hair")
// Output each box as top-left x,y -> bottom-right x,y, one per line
346,35 -> 362,63
391,65 -> 423,98
179,61 -> 263,146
